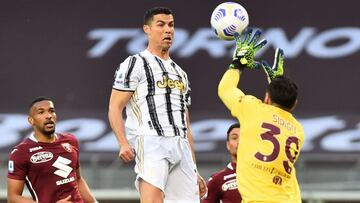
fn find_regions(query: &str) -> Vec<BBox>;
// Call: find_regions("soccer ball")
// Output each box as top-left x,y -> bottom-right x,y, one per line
210,2 -> 249,41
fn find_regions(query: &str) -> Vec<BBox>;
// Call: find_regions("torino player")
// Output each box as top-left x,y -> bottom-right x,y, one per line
202,123 -> 242,203
218,30 -> 304,203
7,97 -> 98,203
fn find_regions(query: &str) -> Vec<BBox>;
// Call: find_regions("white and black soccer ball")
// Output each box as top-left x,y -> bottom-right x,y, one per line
210,2 -> 249,41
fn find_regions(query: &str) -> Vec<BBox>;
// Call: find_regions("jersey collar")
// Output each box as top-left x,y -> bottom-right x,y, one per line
227,162 -> 237,170
29,132 -> 58,143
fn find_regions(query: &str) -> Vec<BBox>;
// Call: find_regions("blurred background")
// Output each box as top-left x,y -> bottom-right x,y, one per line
0,0 -> 359,202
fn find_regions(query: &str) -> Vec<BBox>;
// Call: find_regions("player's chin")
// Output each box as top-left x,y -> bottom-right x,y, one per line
43,127 -> 55,135
162,41 -> 172,49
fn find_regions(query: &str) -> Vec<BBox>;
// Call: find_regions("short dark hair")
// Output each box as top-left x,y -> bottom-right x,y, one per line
226,123 -> 240,141
267,76 -> 298,110
144,7 -> 173,25
29,96 -> 53,112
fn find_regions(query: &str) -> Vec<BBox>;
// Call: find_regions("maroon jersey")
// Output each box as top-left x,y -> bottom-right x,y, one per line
202,162 -> 241,203
8,133 -> 84,203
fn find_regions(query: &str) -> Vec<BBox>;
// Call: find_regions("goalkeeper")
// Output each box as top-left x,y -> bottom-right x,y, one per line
218,28 -> 305,203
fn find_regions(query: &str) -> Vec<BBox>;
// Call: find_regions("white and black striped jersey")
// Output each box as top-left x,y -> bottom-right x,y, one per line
113,49 -> 191,138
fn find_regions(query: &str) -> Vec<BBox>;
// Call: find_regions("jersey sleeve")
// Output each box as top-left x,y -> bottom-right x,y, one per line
7,147 -> 28,180
74,137 -> 80,169
67,133 -> 81,169
184,72 -> 191,107
218,69 -> 245,112
113,55 -> 142,91
202,175 -> 221,203
230,95 -> 262,122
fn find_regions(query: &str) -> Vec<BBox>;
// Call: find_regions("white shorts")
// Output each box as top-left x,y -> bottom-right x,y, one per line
134,135 -> 200,203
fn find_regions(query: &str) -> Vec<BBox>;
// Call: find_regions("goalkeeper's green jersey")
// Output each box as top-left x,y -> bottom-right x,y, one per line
218,70 -> 305,203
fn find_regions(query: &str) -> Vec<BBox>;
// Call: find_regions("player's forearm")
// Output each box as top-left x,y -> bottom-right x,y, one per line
7,195 -> 36,203
185,111 -> 197,166
7,179 -> 36,203
108,108 -> 128,147
187,129 -> 197,164
218,69 -> 245,110
77,177 -> 97,203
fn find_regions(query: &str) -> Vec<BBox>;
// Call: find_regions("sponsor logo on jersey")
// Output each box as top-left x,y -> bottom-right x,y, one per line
30,151 -> 53,163
273,175 -> 283,185
61,143 -> 72,153
223,173 -> 236,180
53,156 -> 73,178
29,146 -> 43,152
221,179 -> 237,191
8,160 -> 14,173
56,176 -> 75,185
157,75 -> 185,93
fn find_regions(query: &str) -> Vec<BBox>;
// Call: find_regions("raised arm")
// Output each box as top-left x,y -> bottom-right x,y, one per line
218,29 -> 267,110
218,69 -> 245,111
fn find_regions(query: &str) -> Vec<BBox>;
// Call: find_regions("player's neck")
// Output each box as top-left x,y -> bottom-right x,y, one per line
271,102 -> 291,112
266,97 -> 292,112
33,132 -> 57,143
147,46 -> 170,60
231,156 -> 237,163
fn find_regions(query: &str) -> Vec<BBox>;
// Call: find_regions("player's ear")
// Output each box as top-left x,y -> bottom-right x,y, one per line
143,24 -> 150,34
28,116 -> 34,125
226,141 -> 230,151
264,92 -> 271,104
289,99 -> 298,112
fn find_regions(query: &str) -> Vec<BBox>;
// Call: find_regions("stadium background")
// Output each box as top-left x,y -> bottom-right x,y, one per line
0,0 -> 359,202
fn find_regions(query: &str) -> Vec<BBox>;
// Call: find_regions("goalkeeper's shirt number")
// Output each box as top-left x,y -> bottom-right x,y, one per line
254,122 -> 300,175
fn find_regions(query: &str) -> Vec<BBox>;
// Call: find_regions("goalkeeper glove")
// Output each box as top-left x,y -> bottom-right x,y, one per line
229,28 -> 267,70
262,48 -> 284,83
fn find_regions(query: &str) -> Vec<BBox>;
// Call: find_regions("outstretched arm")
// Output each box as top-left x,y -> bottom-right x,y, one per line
218,69 -> 245,111
219,29 -> 267,110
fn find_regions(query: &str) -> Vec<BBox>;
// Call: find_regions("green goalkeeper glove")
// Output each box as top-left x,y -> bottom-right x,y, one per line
261,48 -> 284,83
229,28 -> 267,70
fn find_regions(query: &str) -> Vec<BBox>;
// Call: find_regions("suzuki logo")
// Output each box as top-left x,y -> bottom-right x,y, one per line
52,156 -> 73,178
